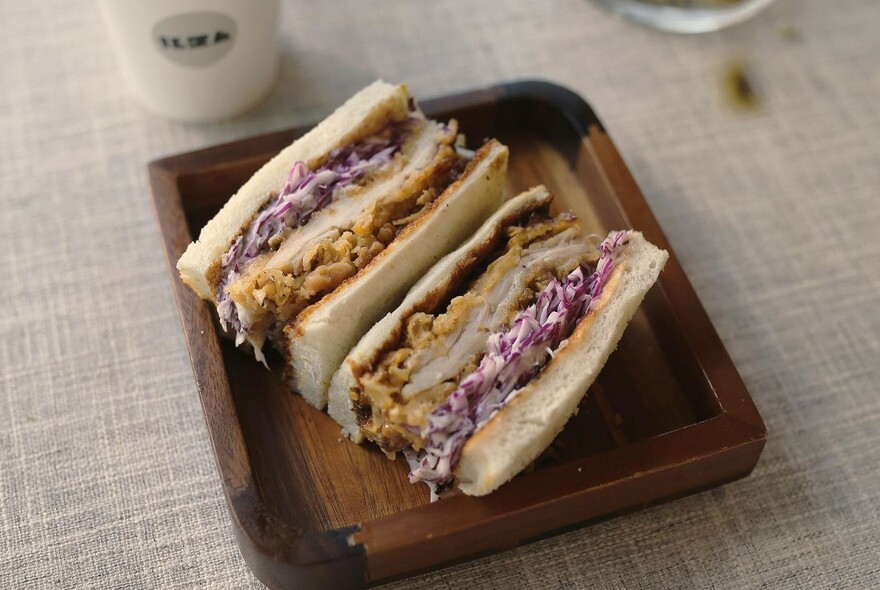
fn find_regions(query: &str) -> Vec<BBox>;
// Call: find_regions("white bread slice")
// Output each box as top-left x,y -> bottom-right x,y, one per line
284,141 -> 509,409
176,80 -> 411,300
327,186 -> 553,441
455,232 -> 667,495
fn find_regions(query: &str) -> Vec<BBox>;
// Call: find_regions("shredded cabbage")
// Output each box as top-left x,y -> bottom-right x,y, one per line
408,230 -> 630,486
216,121 -> 413,345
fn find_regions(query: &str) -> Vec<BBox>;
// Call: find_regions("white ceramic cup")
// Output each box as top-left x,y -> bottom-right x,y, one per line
98,0 -> 280,121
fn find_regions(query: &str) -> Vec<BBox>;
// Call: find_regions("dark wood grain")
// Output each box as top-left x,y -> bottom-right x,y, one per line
148,81 -> 766,589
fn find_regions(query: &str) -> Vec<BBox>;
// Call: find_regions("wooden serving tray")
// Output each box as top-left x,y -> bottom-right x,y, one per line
149,81 -> 766,589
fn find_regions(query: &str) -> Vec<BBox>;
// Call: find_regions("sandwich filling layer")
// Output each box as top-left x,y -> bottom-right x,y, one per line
353,221 -> 630,486
410,230 -> 629,485
215,115 -> 462,359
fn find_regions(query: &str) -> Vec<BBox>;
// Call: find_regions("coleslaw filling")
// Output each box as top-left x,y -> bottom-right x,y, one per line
408,230 -> 630,486
215,121 -> 414,350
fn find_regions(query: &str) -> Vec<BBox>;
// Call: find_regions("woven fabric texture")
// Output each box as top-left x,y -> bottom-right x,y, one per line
1,0 -> 878,588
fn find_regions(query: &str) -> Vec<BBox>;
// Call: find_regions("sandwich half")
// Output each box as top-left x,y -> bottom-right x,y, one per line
176,80 -> 506,379
328,186 -> 668,496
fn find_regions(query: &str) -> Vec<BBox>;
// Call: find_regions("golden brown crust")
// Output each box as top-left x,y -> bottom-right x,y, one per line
206,261 -> 221,296
347,181 -> 552,380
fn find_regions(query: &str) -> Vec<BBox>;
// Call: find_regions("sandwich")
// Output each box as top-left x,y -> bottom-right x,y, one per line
328,186 -> 668,496
176,80 -> 508,408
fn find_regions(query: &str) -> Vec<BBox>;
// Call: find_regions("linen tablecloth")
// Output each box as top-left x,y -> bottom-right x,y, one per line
2,0 -> 878,587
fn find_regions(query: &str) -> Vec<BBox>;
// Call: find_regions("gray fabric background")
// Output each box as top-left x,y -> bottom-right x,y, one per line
2,0 -> 878,588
